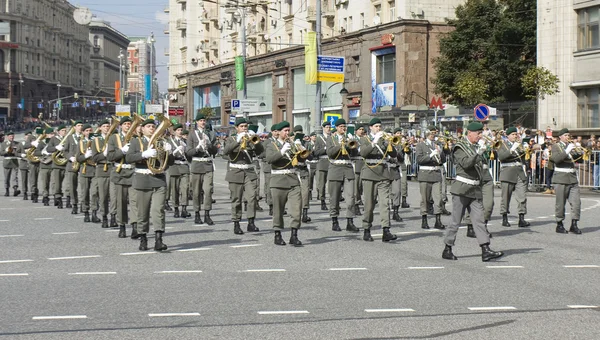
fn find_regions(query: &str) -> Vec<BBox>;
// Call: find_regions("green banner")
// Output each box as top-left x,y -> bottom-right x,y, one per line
235,56 -> 245,91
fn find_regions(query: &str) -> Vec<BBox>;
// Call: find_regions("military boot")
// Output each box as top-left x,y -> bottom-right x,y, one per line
320,200 -> 328,211
289,228 -> 302,247
502,214 -> 511,227
466,224 -> 476,238
71,204 -> 78,215
274,230 -> 286,246
23,193 -> 28,200
54,197 -> 59,206
382,227 -> 397,242
91,210 -> 101,223
204,211 -> 214,226
13,186 -> 20,197
109,214 -> 117,228
363,229 -> 374,242
3,189 -> 8,197
56,197 -> 63,209
442,245 -> 458,260
481,243 -> 504,262
32,193 -> 38,203
42,197 -> 49,206
83,211 -> 91,223
331,217 -> 341,232
421,215 -> 430,229
173,207 -> 180,218
118,225 -> 126,238
164,201 -> 173,212
154,231 -> 168,251
65,196 -> 72,209
181,206 -> 191,218
346,218 -> 359,232
139,234 -> 149,251
194,211 -> 203,224
434,214 -> 446,230
301,208 -> 311,223
101,215 -> 109,228
247,218 -> 259,232
268,205 -> 273,216
392,206 -> 402,222
401,196 -> 410,208
130,223 -> 140,239
518,214 -> 530,228
556,221 -> 568,234
569,219 -> 582,234
233,221 -> 244,235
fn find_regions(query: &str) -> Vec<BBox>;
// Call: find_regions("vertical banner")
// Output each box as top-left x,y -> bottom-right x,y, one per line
137,101 -> 142,115
235,56 -> 244,91
305,31 -> 317,85
115,81 -> 120,104
144,74 -> 152,101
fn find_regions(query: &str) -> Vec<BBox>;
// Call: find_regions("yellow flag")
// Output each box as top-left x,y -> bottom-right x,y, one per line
305,31 -> 317,85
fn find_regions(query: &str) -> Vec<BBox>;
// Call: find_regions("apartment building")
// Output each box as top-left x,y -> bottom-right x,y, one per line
127,36 -> 157,108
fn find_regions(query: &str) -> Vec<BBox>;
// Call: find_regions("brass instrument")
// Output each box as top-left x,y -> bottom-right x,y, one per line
98,116 -> 121,171
286,137 -> 310,166
26,115 -> 52,163
51,120 -> 77,166
382,132 -> 401,152
78,128 -> 101,173
402,142 -> 412,154
146,113 -> 173,175
115,114 -> 144,173
567,138 -> 591,161
240,134 -> 260,149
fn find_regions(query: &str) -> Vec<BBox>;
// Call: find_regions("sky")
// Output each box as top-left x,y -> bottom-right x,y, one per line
74,0 -> 170,92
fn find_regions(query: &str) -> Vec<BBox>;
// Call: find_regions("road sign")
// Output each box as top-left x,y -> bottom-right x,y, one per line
231,99 -> 259,113
323,112 -> 342,127
474,103 -> 490,121
231,99 -> 240,112
229,114 -> 236,125
146,104 -> 163,114
408,113 -> 416,123
115,105 -> 131,117
317,56 -> 345,82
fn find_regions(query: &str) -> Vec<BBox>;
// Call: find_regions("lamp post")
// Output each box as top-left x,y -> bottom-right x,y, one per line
320,82 -> 348,127
118,48 -> 124,104
18,79 -> 24,122
57,83 -> 61,120
150,32 -> 155,104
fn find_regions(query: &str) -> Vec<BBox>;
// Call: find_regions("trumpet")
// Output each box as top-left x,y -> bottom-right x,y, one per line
382,132 -> 401,152
437,137 -> 456,151
240,134 -> 260,149
481,135 -> 503,149
567,138 -> 591,161
401,142 -> 412,153
287,137 -> 311,165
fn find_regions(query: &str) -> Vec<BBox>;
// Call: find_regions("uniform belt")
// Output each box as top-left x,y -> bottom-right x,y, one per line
319,155 -> 329,159
306,160 -> 318,164
482,164 -> 489,169
329,160 -> 352,165
174,160 -> 188,165
271,169 -> 296,175
3,157 -> 18,160
554,167 -> 576,173
192,157 -> 211,162
419,166 -> 442,171
455,175 -> 480,186
296,162 -> 306,166
364,159 -> 387,164
500,162 -> 521,167
229,163 -> 254,169
388,164 -> 399,168
135,169 -> 153,175
115,163 -> 133,169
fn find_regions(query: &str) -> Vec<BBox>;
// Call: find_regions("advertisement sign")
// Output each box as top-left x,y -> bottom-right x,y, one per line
115,105 -> 131,117
374,83 -> 396,108
146,104 -> 163,114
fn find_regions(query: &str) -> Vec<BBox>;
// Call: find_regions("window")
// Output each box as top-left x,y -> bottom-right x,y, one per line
93,35 -> 99,46
94,62 -> 98,69
278,75 -> 285,88
181,29 -> 186,38
348,16 -> 353,32
134,65 -> 138,73
360,13 -> 365,28
578,7 -> 599,50
390,1 -> 396,21
578,88 -> 600,128
343,18 -> 347,32
377,53 -> 396,83
374,4 -> 381,20
134,51 -> 139,57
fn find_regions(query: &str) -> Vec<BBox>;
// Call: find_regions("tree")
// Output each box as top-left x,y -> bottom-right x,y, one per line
521,66 -> 560,101
197,106 -> 215,118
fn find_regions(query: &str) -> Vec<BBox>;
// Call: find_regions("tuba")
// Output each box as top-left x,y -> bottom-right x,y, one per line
26,115 -> 52,163
115,114 -> 144,173
52,120 -> 76,166
146,114 -> 173,175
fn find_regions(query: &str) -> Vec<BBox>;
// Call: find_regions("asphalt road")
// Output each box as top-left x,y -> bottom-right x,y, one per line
0,149 -> 599,339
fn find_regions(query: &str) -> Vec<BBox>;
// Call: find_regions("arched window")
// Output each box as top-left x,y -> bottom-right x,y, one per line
93,35 -> 99,46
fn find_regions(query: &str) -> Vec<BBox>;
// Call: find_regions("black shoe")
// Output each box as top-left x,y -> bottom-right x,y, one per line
569,220 -> 582,235
363,229 -> 374,242
274,230 -> 286,246
518,214 -> 530,228
101,215 -> 109,228
301,208 -> 311,223
247,218 -> 259,232
421,215 -> 430,229
556,221 -> 568,234
139,234 -> 148,251
382,227 -> 397,242
181,206 -> 191,218
23,193 -> 28,200
354,205 -> 362,215
65,196 -> 72,209
164,201 -> 173,212
32,194 -> 38,203
204,211 -> 214,226
321,200 -> 328,211
83,211 -> 91,223
466,224 -> 476,238
346,218 -> 359,232
212,199 -> 216,204
392,206 -> 402,222
194,211 -> 203,224
173,207 -> 180,218
481,244 -> 503,262
4,190 -> 8,197
56,198 -> 63,209
289,228 -> 302,247
118,225 -> 126,238
154,231 -> 168,251
43,197 -> 49,206
401,197 -> 410,208
109,214 -> 117,228
268,205 -> 273,216
331,217 -> 341,232
91,210 -> 101,223
54,197 -> 59,206
502,214 -> 511,227
441,207 -> 452,216
13,187 -> 20,197
434,214 -> 446,230
130,223 -> 140,239
234,221 -> 244,235
442,245 -> 458,260
71,204 -> 78,215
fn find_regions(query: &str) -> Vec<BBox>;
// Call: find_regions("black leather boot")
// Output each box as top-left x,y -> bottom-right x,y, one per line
421,215 -> 430,229
43,197 -> 50,206
502,214 -> 510,227
154,231 -> 168,251
139,234 -> 148,251
301,208 -> 311,223
481,243 -> 503,262
363,229 -> 374,242
274,230 -> 286,245
392,206 -> 402,222
23,193 -> 28,200
173,207 -> 180,218
13,186 -> 20,197
289,228 -> 302,247
518,214 -> 530,228
466,224 -> 476,238
181,206 -> 191,218
83,211 -> 91,223
110,214 -> 117,228
247,218 -> 259,232
434,214 -> 446,230
234,221 -> 244,235
331,217 -> 341,231
130,223 -> 139,239
164,201 -> 173,211
56,197 -> 63,209
65,196 -> 72,209
32,194 -> 38,203
91,210 -> 101,223
569,219 -> 582,234
71,204 -> 78,215
382,227 -> 397,242
401,196 -> 410,208
4,189 -> 8,197
346,218 -> 359,232
442,245 -> 458,260
54,197 -> 59,206
321,200 -> 328,211
204,211 -> 214,226
268,205 -> 273,216
556,221 -> 568,234
101,215 -> 109,228
194,211 -> 203,224
118,225 -> 126,238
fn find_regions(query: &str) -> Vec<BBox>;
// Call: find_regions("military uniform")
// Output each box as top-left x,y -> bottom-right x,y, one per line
306,135 -> 318,201
35,131 -> 54,205
415,134 -> 447,229
352,131 -> 365,210
313,123 -> 331,210
15,138 -> 29,199
63,127 -> 82,213
465,148 -> 495,238
45,130 -> 68,208
167,127 -> 192,220
25,132 -> 41,202
76,129 -> 99,222
389,142 -> 405,222
92,130 -> 114,228
261,139 -> 273,215
1,135 -> 20,196
497,127 -> 529,228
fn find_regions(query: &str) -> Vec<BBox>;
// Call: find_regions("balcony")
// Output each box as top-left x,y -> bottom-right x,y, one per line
164,48 -> 170,56
306,6 -> 316,22
176,19 -> 187,30
176,0 -> 186,3
323,9 -> 336,18
210,40 -> 218,51
93,45 -> 100,53
164,25 -> 170,35
164,6 -> 169,13
201,9 -> 217,24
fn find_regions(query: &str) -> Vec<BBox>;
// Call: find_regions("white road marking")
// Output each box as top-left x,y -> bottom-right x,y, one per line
486,265 -> 524,269
176,248 -> 213,252
47,255 -> 101,261
365,308 -> 415,313
0,234 -> 24,238
568,305 -> 598,309
244,269 -> 286,272
148,313 -> 201,317
458,226 -> 466,229
165,227 -> 175,230
231,244 -> 262,248
68,272 -> 117,275
407,266 -> 444,270
34,218 -> 53,220
73,216 -> 85,219
370,234 -> 383,237
52,232 -> 79,235
0,208 -> 15,210
0,273 -> 29,277
258,310 -> 309,315
32,315 -> 87,320
328,268 -> 368,271
563,265 -> 599,268
120,252 -> 157,256
468,306 -> 517,311
0,259 -> 34,264
154,270 -> 203,274
397,231 -> 419,235
0,219 -> 10,222
104,230 -> 119,232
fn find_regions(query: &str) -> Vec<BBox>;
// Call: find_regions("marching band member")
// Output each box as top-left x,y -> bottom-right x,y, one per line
497,126 -> 529,228
293,125 -> 312,223
64,121 -> 83,213
45,124 -> 67,208
352,124 -> 366,214
314,121 -> 331,210
26,127 -> 42,203
1,131 -> 21,197
399,133 -> 411,209
167,123 -> 191,219
466,138 -> 496,238
91,120 -> 113,228
306,132 -> 318,201
416,125 -> 447,230
249,123 -> 264,212
37,128 -> 54,206
16,131 -> 31,199
76,124 -> 97,222
262,124 -> 279,216
390,127 -> 405,222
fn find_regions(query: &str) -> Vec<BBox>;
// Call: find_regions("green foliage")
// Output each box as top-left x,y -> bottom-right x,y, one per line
521,66 -> 560,100
197,106 -> 215,118
433,0 -> 537,106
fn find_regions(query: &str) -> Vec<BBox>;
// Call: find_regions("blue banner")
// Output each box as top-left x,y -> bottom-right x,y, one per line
144,74 -> 152,101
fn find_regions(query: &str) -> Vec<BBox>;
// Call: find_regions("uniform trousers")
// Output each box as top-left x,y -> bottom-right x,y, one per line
135,186 -> 166,234
271,185 -> 301,230
308,163 -> 317,194
4,167 -> 17,189
263,172 -> 272,206
464,180 -> 495,223
419,181 -> 443,215
355,171 -> 363,203
51,168 -> 65,198
96,177 -> 110,216
316,170 -> 328,200
110,181 -> 117,215
229,176 -> 257,221
445,195 -> 490,246
179,172 -> 190,206
500,179 -> 527,215
116,183 -> 137,225
362,179 -> 391,229
400,164 -> 408,197
192,172 -> 214,211
78,176 -> 98,211
39,168 -> 52,197
329,178 -> 355,218
300,171 -> 310,209
554,183 -> 581,222
169,174 -> 182,206
68,169 -> 79,204
29,164 -> 39,194
20,169 -> 28,194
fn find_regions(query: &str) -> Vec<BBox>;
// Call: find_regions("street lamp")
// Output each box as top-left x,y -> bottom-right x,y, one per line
57,83 -> 62,120
118,48 -> 124,104
18,79 -> 24,122
149,32 -> 155,104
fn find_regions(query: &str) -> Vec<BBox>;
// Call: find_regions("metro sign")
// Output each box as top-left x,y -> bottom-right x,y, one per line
430,96 -> 443,110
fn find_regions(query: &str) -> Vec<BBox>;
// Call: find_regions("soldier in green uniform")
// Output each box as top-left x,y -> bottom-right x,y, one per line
91,120 -> 113,228
466,141 -> 496,238
36,128 -> 54,206
45,124 -> 68,208
265,121 -> 303,246
27,127 -> 42,203
326,119 -> 358,232
359,118 -> 398,242
15,132 -> 30,199
64,121 -> 83,213
399,132 -> 411,209
313,121 -> 331,210
352,124 -> 366,214
262,124 -> 279,216
185,113 -> 218,225
497,126 -> 529,228
76,124 -> 97,222
223,118 -> 264,234
125,119 -> 173,252
248,123 -> 264,212
1,131 -> 21,196
307,132 -> 318,201
291,125 -> 312,223
442,122 -> 504,262
550,128 -> 582,234
167,124 -> 189,219
416,125 -> 447,230
390,127 -> 406,222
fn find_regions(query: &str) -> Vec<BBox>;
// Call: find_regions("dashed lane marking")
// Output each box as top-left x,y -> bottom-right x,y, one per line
328,268 -> 368,271
0,259 -> 34,264
407,267 -> 444,270
231,244 -> 262,248
32,315 -> 87,320
148,313 -> 201,317
568,305 -> 598,309
468,306 -> 517,311
68,272 -> 117,275
563,265 -> 599,268
176,248 -> 213,252
0,208 -> 15,210
243,269 -> 286,272
154,270 -> 203,274
258,310 -> 309,315
0,234 -> 24,238
365,308 -> 415,313
34,218 -> 53,220
47,255 -> 101,261
120,252 -> 158,256
0,220 -> 9,222
0,273 -> 29,277
52,232 -> 79,235
486,265 -> 524,269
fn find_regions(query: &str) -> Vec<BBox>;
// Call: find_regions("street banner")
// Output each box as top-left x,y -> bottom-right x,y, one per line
305,31 -> 317,85
235,56 -> 244,91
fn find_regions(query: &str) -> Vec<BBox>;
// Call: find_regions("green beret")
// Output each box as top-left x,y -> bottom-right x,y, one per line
35,128 -> 44,134
335,119 -> 347,127
427,125 -> 438,131
82,124 -> 92,131
322,121 -> 330,127
73,120 -> 83,125
309,132 -> 316,136
384,128 -> 392,133
506,127 -> 517,135
57,124 -> 66,131
356,124 -> 365,131
466,122 -> 484,132
141,119 -> 156,127
294,125 -> 303,132
182,129 -> 189,135
45,128 -> 54,134
6,131 -> 14,136
369,118 -> 382,126
393,127 -> 402,133
235,117 -> 248,126
172,123 -> 183,130
558,128 -> 569,136
98,119 -> 110,126
249,124 -> 259,133
24,130 -> 31,135
279,121 -> 290,130
195,113 -> 206,121
119,117 -> 132,125
271,124 -> 279,131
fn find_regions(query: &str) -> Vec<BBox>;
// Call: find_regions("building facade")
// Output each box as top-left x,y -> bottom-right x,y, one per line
0,0 -> 90,123
127,36 -> 158,110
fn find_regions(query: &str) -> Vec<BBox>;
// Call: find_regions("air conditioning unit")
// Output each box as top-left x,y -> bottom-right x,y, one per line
270,19 -> 277,27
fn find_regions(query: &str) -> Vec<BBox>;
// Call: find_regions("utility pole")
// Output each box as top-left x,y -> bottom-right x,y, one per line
57,83 -> 61,120
150,32 -> 155,104
118,48 -> 123,104
315,0 -> 322,132
241,5 -> 248,120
